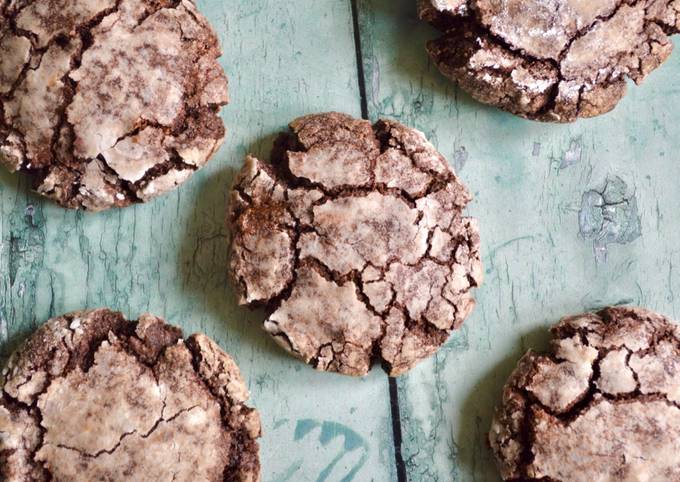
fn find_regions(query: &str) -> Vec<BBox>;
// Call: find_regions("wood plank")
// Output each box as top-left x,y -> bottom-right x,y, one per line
0,1 -> 396,480
357,1 -> 680,480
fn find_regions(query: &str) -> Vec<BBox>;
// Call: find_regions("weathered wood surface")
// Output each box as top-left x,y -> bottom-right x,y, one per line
358,2 -> 680,481
2,1 -> 680,481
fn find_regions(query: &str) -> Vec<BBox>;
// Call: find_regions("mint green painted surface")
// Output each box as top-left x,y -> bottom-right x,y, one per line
359,2 -> 680,481
2,1 -> 680,481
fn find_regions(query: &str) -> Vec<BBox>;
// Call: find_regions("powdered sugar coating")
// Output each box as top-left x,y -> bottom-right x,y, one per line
229,113 -> 482,376
489,306 -> 680,480
0,309 -> 261,482
421,0 -> 680,122
299,192 -> 430,274
0,28 -> 31,95
0,0 -> 228,210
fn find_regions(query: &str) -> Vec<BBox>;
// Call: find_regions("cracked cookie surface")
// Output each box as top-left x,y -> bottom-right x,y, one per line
419,0 -> 680,122
228,112 -> 483,377
0,309 -> 260,482
489,306 -> 680,481
0,0 -> 228,210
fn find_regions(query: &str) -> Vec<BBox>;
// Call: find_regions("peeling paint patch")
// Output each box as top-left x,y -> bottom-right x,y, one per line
273,418 -> 289,430
294,419 -> 366,451
453,146 -> 468,172
579,176 -> 642,263
17,281 -> 25,298
561,138 -> 582,168
368,55 -> 381,108
532,142 -> 541,157
293,419 -> 369,481
0,312 -> 7,344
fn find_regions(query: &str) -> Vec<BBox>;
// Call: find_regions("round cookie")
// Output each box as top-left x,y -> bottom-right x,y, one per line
419,0 -> 679,122
489,306 -> 680,481
0,0 -> 228,210
0,309 -> 260,481
229,112 -> 483,377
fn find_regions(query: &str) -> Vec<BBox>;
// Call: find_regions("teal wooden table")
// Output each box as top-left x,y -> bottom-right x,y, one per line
2,1 -> 680,481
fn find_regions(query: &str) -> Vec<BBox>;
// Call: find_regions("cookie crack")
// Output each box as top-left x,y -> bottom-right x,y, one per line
183,337 -> 261,482
448,13 -> 563,69
1,312 -> 259,480
265,320 -> 303,357
50,404 -> 199,459
4,0 -> 124,176
0,42 -> 35,104
373,121 -> 453,183
232,115 -> 480,376
269,126 -> 462,208
132,0 -> 183,28
647,0 -> 680,33
184,339 -> 246,421
425,0 -> 680,121
2,0 -> 227,210
498,308 -> 680,479
1,315 -> 143,469
556,0 -> 629,63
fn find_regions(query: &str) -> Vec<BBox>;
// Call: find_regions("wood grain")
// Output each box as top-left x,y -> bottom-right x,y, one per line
357,1 -> 680,480
2,1 -> 680,481
1,1 -> 395,481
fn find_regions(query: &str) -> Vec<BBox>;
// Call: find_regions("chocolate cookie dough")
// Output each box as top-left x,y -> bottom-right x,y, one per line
229,112 -> 483,376
0,309 -> 260,482
0,0 -> 228,210
419,0 -> 679,122
490,306 -> 680,481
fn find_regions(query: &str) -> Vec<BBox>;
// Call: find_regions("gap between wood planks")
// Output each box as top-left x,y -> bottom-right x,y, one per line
349,1 -> 408,480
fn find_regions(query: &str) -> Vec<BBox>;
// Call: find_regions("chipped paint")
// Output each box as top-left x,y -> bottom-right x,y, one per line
358,0 -> 680,480
2,1 -> 679,481
453,146 -> 468,172
293,419 -> 369,481
1,1 -> 395,481
561,138 -> 582,169
0,312 -> 7,344
579,176 -> 642,263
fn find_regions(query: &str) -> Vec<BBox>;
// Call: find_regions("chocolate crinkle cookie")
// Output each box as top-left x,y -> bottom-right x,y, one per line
229,112 -> 483,377
0,0 -> 228,210
0,309 -> 261,482
490,306 -> 680,481
419,0 -> 679,122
